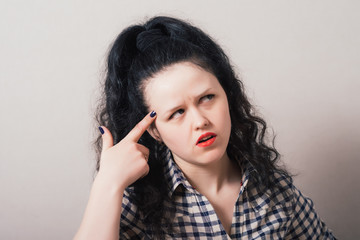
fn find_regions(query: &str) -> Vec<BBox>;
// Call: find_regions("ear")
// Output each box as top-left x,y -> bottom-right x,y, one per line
147,124 -> 163,143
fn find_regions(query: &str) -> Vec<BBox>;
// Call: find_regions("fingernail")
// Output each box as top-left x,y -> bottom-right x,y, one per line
150,111 -> 156,118
98,126 -> 105,135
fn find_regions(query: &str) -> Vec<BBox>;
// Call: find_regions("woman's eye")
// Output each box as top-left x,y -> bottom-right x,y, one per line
200,94 -> 215,103
169,109 -> 184,119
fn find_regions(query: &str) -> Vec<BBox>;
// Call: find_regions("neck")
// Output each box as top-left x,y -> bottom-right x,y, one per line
174,153 -> 241,196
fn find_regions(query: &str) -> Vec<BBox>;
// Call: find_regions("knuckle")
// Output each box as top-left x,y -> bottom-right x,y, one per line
143,164 -> 150,175
140,159 -> 147,167
144,148 -> 149,156
136,151 -> 144,160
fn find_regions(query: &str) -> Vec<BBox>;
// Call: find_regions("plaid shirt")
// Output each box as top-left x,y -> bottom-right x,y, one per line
120,152 -> 336,239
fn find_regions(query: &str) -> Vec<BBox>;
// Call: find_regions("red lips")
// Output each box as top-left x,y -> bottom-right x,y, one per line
196,132 -> 217,147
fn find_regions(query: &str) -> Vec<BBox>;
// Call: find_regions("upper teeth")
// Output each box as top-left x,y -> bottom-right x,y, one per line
200,136 -> 212,142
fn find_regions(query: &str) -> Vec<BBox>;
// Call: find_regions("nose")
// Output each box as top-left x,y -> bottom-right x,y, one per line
191,109 -> 209,130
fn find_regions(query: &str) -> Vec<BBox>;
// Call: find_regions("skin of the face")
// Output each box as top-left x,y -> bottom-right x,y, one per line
144,61 -> 232,170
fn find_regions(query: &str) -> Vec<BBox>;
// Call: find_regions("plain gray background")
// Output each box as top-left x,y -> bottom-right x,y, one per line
1,0 -> 359,239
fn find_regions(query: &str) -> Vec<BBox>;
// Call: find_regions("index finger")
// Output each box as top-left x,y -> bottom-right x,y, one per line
125,111 -> 157,142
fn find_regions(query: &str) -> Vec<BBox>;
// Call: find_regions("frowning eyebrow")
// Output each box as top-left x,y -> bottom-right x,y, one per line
162,87 -> 213,116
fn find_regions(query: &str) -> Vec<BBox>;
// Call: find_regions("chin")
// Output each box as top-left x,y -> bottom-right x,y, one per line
198,150 -> 228,165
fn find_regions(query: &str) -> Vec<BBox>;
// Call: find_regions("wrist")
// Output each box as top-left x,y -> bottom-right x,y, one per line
93,172 -> 127,196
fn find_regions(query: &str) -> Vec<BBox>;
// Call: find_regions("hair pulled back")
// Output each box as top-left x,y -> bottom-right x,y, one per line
95,16 -> 289,238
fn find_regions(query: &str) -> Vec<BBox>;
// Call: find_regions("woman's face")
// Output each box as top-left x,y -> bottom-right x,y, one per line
144,61 -> 232,168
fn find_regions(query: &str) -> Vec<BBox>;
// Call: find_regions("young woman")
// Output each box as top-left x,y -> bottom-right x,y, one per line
74,16 -> 336,239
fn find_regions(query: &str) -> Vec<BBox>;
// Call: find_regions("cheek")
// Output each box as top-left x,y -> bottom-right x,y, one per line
219,101 -> 232,134
157,124 -> 189,149
224,105 -> 231,124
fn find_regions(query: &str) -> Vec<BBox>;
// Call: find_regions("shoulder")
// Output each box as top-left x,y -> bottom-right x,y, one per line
247,170 -> 336,238
268,172 -> 337,239
246,169 -> 295,211
246,168 -> 315,217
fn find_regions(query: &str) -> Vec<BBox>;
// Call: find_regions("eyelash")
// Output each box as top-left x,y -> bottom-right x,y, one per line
169,109 -> 184,119
168,94 -> 215,120
200,94 -> 214,102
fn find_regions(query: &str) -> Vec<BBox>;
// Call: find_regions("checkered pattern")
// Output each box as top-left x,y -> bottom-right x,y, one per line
120,152 -> 336,239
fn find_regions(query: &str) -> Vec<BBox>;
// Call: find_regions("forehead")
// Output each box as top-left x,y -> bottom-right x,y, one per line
143,62 -> 221,107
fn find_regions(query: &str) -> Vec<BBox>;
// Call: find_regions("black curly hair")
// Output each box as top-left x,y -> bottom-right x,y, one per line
95,16 -> 291,238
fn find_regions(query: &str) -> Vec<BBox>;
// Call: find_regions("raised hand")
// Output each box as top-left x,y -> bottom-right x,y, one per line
96,111 -> 157,191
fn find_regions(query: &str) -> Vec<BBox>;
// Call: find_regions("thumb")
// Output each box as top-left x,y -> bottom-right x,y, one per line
98,126 -> 114,151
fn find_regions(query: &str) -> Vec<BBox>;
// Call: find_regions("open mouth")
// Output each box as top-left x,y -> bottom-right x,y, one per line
197,132 -> 217,147
198,135 -> 215,143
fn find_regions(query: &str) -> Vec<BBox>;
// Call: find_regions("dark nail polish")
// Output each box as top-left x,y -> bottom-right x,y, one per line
150,111 -> 156,118
98,126 -> 105,135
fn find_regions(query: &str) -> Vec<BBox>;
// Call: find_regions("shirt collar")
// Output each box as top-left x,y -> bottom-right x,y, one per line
163,150 -> 256,198
163,150 -> 196,197
163,152 -> 274,213
243,162 -> 274,212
